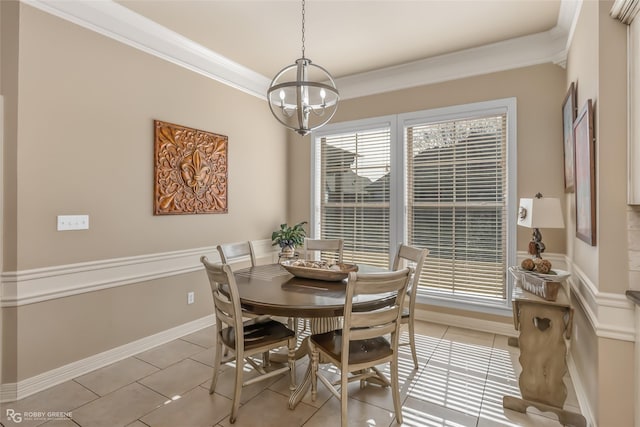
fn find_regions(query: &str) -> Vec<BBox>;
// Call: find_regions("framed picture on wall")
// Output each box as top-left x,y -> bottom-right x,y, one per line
574,99 -> 596,245
562,82 -> 577,192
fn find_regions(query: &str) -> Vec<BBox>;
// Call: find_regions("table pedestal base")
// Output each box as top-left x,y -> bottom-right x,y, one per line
503,395 -> 586,427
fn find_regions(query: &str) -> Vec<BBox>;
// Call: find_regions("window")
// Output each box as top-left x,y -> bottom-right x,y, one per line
406,115 -> 507,300
312,99 -> 516,313
312,119 -> 394,267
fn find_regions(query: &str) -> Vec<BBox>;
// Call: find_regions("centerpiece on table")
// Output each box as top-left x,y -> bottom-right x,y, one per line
271,221 -> 307,258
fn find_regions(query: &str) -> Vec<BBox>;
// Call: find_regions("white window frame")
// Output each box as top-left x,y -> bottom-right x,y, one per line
311,98 -> 517,316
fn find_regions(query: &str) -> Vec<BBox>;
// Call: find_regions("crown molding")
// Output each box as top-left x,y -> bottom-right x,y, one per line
20,0 -> 271,99
21,0 -> 581,101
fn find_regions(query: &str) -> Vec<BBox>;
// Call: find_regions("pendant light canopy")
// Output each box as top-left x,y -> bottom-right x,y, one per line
267,0 -> 339,136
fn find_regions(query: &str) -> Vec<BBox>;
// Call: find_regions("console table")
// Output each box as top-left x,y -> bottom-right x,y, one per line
503,284 -> 586,427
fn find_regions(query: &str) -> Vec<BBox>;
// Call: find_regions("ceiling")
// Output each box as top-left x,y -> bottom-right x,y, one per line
115,0 -> 562,79
26,0 -> 579,99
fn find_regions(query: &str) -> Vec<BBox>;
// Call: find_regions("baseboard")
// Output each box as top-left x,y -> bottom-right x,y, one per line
0,315 -> 214,403
415,307 -> 518,337
567,353 -> 597,427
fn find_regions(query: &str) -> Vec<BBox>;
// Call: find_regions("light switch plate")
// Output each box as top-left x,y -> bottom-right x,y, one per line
57,215 -> 89,231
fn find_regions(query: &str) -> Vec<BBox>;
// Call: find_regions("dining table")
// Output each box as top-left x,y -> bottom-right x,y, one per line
232,262 -> 392,409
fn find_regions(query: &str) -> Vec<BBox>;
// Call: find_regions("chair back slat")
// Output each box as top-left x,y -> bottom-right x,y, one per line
392,244 -> 429,298
213,293 -> 235,325
304,238 -> 344,263
201,256 -> 244,349
350,322 -> 396,341
350,307 -> 398,329
217,241 -> 257,267
341,268 -> 411,366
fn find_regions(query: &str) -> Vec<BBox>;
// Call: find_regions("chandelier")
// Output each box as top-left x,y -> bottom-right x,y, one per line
267,0 -> 339,136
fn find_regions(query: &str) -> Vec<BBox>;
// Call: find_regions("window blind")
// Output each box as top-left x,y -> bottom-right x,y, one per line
317,128 -> 391,267
406,115 -> 507,300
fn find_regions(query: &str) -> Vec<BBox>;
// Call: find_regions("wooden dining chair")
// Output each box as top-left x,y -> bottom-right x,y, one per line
392,243 -> 429,369
303,238 -> 344,263
200,256 -> 296,424
309,267 -> 412,427
217,241 -> 257,268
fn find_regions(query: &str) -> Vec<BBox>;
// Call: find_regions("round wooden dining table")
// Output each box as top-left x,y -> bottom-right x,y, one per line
232,262 -> 391,409
232,263 -> 392,318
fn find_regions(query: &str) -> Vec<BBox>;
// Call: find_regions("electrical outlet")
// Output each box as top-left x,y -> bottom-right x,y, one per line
187,291 -> 195,305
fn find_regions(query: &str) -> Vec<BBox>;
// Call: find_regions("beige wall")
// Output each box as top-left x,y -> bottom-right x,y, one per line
1,0 -> 19,386
16,272 -> 211,380
1,4 -> 288,382
566,1 -> 634,425
15,5 -> 287,270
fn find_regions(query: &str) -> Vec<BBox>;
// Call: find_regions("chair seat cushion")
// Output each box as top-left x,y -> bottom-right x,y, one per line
310,329 -> 392,365
220,319 -> 295,350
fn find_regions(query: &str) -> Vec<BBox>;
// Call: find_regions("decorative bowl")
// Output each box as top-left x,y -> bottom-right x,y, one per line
280,260 -> 358,281
510,266 -> 571,282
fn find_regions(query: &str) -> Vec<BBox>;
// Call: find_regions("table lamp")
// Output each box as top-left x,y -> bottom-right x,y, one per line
517,193 -> 564,258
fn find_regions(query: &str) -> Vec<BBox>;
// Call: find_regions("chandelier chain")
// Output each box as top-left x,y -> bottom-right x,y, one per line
301,0 -> 306,58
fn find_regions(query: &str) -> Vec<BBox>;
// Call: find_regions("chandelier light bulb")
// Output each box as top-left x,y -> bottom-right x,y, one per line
266,0 -> 339,136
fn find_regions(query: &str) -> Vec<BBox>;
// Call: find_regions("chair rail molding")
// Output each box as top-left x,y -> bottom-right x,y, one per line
0,239 -> 276,307
568,261 -> 637,342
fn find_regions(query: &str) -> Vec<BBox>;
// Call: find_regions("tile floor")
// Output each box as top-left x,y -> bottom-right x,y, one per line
0,321 -> 582,427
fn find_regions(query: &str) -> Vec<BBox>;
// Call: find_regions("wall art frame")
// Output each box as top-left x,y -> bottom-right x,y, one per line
573,99 -> 596,245
562,82 -> 577,193
154,120 -> 228,215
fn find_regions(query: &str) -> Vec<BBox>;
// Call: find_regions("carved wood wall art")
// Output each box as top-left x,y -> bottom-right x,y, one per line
154,120 -> 228,215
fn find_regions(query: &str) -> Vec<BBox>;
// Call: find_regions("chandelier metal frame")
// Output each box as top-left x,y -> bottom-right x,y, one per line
267,0 -> 339,136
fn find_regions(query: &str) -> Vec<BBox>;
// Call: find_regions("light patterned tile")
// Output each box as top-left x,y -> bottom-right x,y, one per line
39,419 -> 79,427
138,358 -> 212,399
140,386 -> 232,426
2,325 -> 588,427
347,359 -> 421,411
412,320 -> 448,339
135,339 -> 207,369
217,389 -> 316,427
444,326 -> 495,347
74,357 -> 159,396
189,347 -> 218,368
180,326 -> 217,348
301,392 -> 397,427
402,395 -> 478,426
409,362 -> 486,417
0,381 -> 97,427
429,338 -> 493,378
71,383 -> 165,427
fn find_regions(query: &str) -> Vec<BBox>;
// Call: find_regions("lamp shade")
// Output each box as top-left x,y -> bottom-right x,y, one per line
517,197 -> 564,229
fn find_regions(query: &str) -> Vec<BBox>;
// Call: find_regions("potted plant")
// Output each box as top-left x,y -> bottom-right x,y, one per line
271,221 -> 307,257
